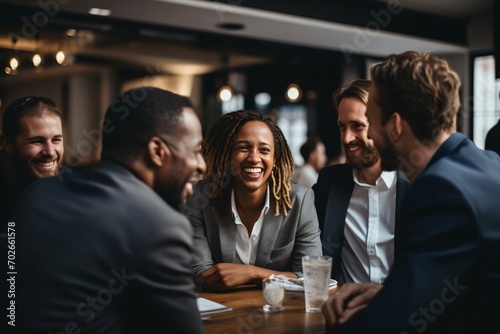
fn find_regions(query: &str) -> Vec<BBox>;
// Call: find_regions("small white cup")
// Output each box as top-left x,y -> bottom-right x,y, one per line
302,255 -> 332,313
262,278 -> 285,312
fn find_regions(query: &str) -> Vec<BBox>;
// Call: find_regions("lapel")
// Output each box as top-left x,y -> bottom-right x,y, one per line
322,165 -> 354,277
395,170 -> 410,226
254,208 -> 283,268
218,212 -> 237,263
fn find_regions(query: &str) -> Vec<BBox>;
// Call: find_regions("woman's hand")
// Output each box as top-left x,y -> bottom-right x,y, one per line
196,263 -> 259,291
196,264 -> 296,291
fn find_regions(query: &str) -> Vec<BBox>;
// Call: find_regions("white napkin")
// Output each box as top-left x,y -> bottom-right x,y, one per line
268,274 -> 337,292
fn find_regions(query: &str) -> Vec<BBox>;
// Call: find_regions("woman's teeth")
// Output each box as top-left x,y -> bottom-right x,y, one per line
243,168 -> 262,173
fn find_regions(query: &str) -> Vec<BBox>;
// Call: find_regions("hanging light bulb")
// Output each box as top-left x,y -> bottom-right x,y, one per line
32,53 -> 42,67
55,50 -> 66,64
217,53 -> 234,103
218,85 -> 233,102
9,56 -> 19,71
285,83 -> 302,103
8,36 -> 19,72
31,33 -> 43,68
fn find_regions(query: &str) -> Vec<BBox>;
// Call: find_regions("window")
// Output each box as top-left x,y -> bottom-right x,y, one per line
277,104 -> 307,166
222,94 -> 244,114
473,55 -> 500,149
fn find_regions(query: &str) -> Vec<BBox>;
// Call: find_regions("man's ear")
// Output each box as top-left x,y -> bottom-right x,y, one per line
146,137 -> 170,167
389,112 -> 403,142
0,135 -> 13,154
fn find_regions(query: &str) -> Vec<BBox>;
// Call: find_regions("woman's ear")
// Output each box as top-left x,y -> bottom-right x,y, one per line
146,137 -> 170,167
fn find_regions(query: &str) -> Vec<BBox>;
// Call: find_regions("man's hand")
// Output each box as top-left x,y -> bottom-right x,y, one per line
322,282 -> 382,328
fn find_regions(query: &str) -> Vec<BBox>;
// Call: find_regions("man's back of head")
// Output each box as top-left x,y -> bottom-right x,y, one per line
100,86 -> 205,208
101,87 -> 192,162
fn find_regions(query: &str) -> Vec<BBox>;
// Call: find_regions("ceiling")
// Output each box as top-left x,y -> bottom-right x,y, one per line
0,0 -> 494,78
383,0 -> 491,19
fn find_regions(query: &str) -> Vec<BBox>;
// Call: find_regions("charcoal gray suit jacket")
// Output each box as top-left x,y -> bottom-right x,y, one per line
15,160 -> 203,334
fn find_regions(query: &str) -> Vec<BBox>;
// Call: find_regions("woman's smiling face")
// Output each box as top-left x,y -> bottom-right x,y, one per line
230,121 -> 275,194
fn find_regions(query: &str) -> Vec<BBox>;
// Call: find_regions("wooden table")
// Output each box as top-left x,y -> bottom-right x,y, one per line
199,286 -> 337,334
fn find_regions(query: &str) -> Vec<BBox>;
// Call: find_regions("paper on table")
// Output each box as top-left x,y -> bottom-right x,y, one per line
197,297 -> 232,315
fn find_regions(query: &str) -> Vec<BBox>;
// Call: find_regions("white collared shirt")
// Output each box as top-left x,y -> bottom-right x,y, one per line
339,170 -> 397,284
232,185 -> 270,265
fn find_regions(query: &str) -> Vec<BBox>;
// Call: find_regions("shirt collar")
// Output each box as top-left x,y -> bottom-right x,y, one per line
231,184 -> 270,220
353,169 -> 397,188
379,170 -> 397,188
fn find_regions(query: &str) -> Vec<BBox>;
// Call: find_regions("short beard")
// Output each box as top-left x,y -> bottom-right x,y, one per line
13,153 -> 61,183
346,143 -> 380,170
374,130 -> 400,172
378,143 -> 399,171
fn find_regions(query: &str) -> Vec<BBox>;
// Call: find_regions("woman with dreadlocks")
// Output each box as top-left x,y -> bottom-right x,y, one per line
183,110 -> 322,291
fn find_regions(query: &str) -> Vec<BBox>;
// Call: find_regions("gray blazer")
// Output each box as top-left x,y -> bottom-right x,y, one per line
183,180 -> 322,278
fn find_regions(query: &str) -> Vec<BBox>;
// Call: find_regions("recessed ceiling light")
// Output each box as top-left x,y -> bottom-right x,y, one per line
66,29 -> 77,37
216,23 -> 245,31
89,8 -> 112,16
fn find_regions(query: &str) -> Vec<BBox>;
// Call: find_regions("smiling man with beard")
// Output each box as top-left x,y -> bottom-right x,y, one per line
313,79 -> 409,284
0,96 -> 64,334
0,96 -> 64,224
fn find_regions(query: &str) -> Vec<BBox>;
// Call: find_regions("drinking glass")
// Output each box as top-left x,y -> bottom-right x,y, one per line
302,255 -> 332,313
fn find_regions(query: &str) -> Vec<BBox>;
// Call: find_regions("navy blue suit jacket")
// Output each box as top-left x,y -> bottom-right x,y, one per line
313,163 -> 409,280
337,133 -> 500,333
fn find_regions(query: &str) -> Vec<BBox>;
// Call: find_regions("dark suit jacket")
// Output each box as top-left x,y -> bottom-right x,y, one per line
183,180 -> 322,279
485,119 -> 500,155
313,163 -> 410,280
14,160 -> 203,334
0,168 -> 14,334
337,133 -> 500,333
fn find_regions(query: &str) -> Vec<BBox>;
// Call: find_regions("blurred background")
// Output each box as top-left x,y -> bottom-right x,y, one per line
0,0 -> 498,167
